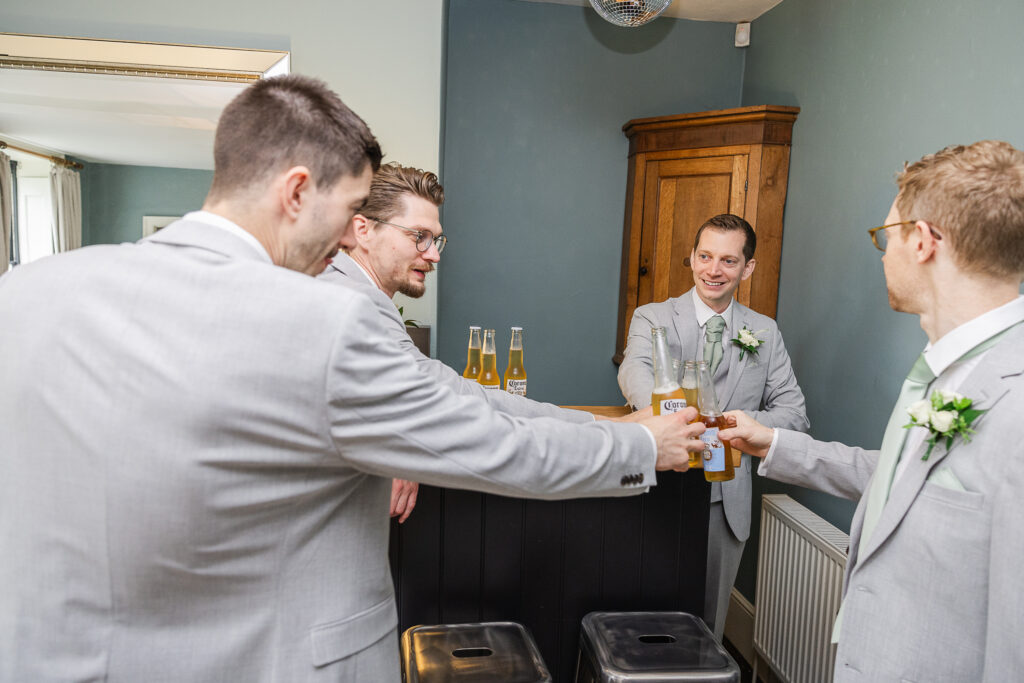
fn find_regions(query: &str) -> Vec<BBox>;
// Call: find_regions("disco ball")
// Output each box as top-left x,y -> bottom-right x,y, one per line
588,0 -> 673,27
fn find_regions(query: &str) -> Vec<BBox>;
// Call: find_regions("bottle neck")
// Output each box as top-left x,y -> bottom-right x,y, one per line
696,364 -> 722,416
651,329 -> 679,393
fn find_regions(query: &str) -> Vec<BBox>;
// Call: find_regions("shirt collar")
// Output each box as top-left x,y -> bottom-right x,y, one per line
182,210 -> 272,264
691,287 -> 733,330
924,295 -> 1024,376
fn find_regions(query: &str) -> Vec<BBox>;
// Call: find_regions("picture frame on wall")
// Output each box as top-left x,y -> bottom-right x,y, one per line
142,216 -> 180,237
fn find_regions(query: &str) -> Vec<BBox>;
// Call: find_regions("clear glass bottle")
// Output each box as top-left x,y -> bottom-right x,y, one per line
478,328 -> 501,389
503,326 -> 527,396
682,360 -> 702,469
650,327 -> 686,415
462,326 -> 482,380
697,361 -> 735,482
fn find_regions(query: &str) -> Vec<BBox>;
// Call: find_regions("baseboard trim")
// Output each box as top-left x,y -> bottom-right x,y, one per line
724,588 -> 755,668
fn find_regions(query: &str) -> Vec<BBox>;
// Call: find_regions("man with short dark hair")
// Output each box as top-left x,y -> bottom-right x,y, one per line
618,213 -> 809,640
0,75 -> 704,682
320,163 -> 628,522
722,140 -> 1024,681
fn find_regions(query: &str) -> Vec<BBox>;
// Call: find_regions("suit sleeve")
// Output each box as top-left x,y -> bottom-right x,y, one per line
758,429 -> 877,501
325,293 -> 656,499
617,308 -> 657,409
746,324 -> 809,432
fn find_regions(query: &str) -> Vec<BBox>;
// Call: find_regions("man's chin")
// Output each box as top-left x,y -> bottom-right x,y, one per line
397,283 -> 426,299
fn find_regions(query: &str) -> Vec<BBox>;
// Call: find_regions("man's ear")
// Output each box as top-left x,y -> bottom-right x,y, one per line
278,166 -> 312,220
351,214 -> 375,244
741,257 -> 757,280
914,220 -> 940,263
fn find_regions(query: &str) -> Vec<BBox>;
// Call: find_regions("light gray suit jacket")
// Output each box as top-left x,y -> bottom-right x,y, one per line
760,324 -> 1024,682
0,219 -> 656,683
318,253 -> 592,423
618,291 -> 808,541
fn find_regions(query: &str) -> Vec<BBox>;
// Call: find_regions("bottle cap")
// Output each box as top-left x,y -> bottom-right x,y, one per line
511,326 -> 523,331
469,325 -> 481,330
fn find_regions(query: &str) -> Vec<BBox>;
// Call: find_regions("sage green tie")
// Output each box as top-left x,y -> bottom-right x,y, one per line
704,315 -> 726,375
858,353 -> 935,557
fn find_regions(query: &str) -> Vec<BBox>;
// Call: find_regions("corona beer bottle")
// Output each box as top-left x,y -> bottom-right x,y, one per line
650,327 -> 686,416
697,362 -> 735,482
503,326 -> 527,396
478,329 -> 501,389
462,326 -> 482,380
682,360 -> 702,469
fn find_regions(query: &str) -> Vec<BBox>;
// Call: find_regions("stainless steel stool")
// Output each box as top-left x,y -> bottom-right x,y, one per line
401,621 -> 552,682
574,611 -> 740,682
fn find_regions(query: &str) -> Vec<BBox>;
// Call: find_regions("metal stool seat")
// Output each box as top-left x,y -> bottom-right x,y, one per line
402,621 -> 552,682
575,611 -> 740,682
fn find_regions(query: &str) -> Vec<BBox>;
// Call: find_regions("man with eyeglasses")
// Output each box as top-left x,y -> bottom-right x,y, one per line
721,140 -> 1024,682
320,163 -> 636,522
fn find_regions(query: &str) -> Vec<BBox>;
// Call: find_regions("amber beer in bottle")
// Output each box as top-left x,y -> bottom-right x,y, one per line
503,326 -> 527,396
696,362 -> 735,482
478,329 -> 501,389
682,360 -> 702,468
462,326 -> 482,380
649,327 -> 687,416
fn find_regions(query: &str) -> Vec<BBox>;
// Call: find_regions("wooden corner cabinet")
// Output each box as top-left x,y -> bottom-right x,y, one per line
613,105 -> 799,364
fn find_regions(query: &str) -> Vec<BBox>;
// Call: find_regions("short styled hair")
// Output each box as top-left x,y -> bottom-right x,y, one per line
896,140 -> 1024,279
208,75 -> 382,200
692,214 -> 757,262
359,163 -> 445,222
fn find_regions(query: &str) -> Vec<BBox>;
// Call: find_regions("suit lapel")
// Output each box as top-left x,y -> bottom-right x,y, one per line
856,339 -> 1021,566
718,306 -> 750,408
671,292 -> 701,364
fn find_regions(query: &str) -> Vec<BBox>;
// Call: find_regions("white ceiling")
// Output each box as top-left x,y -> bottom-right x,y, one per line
0,69 -> 245,170
519,0 -> 784,22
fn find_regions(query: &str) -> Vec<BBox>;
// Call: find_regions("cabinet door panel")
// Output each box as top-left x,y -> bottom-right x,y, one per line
639,155 -> 748,307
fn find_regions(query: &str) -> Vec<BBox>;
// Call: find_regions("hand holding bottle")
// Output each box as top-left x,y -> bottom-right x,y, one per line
639,407 -> 707,472
718,410 -> 774,459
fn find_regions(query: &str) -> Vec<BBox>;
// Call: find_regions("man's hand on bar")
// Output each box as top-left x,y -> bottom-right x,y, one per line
641,407 -> 706,471
604,406 -> 653,423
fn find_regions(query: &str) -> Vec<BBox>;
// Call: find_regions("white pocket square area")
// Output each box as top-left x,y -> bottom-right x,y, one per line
927,466 -> 966,492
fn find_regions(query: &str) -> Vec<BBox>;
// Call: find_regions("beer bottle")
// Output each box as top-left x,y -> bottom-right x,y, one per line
650,327 -> 687,416
503,326 -> 527,396
697,361 -> 735,482
462,326 -> 482,380
478,328 -> 501,389
682,360 -> 702,469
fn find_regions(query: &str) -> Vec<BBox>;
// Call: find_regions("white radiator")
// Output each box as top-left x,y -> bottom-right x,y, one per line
753,494 -> 849,683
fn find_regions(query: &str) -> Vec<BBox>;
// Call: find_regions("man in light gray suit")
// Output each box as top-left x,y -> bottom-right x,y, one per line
618,214 -> 809,639
722,140 -> 1024,681
0,75 -> 704,683
320,162 -> 637,522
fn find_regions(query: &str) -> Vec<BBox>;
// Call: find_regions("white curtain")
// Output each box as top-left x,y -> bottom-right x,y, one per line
0,151 -> 11,272
50,165 -> 82,253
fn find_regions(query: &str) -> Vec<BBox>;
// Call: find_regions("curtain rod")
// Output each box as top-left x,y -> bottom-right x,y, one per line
0,140 -> 84,170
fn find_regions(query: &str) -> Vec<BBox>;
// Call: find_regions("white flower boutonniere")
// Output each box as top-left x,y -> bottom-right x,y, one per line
904,389 -> 985,460
730,326 -> 765,361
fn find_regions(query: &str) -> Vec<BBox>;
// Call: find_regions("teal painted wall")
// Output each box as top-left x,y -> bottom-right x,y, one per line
439,0 -> 745,404
80,163 -> 212,245
734,0 -> 1024,601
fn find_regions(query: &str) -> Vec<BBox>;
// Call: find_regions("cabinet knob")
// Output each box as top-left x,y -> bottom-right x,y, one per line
639,266 -> 648,276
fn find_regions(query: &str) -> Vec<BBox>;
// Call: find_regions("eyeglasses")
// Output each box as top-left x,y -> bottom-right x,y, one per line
867,220 -> 943,252
369,218 -> 447,254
